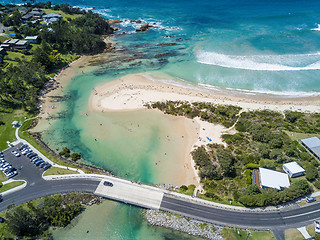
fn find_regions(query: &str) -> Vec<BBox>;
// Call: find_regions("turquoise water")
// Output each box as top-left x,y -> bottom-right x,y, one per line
3,0 -> 320,238
51,0 -> 320,94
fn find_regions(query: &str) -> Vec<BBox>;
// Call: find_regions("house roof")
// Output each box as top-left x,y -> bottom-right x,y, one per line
16,40 -> 27,45
25,36 -> 38,40
259,167 -> 290,190
283,162 -> 305,174
7,39 -> 19,44
12,121 -> 18,125
301,137 -> 320,148
43,13 -> 62,19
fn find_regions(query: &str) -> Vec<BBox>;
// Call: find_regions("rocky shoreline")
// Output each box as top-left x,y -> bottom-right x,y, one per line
145,209 -> 223,240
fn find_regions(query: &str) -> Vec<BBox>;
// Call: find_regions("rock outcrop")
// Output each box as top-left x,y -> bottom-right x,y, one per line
136,24 -> 153,32
107,19 -> 122,25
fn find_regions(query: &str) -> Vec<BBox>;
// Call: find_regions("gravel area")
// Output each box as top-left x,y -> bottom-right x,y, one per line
145,209 -> 223,240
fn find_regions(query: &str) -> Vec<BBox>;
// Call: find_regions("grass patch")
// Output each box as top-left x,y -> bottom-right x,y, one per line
0,181 -> 24,193
0,35 -> 9,43
283,130 -> 320,142
198,194 -> 245,207
0,110 -> 29,151
42,9 -> 82,21
222,227 -> 275,240
43,167 -> 79,176
306,222 -> 316,237
284,228 -> 304,240
0,172 -> 7,183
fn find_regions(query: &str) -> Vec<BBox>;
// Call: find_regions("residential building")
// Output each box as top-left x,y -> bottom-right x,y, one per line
282,162 -> 305,178
301,137 -> 320,160
259,167 -> 290,190
25,36 -> 39,44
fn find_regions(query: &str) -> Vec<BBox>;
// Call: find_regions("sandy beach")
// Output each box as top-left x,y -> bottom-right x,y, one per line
90,72 -> 320,188
90,73 -> 320,113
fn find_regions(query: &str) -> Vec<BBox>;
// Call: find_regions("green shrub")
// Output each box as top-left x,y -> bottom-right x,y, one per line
246,169 -> 252,185
246,163 -> 259,169
180,185 -> 188,191
313,180 -> 320,189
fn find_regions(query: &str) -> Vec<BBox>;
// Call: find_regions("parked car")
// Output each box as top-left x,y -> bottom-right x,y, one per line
22,149 -> 31,155
307,197 -> 316,203
27,152 -> 36,158
11,151 -> 20,157
6,171 -> 17,178
19,144 -> 28,150
43,164 -> 52,170
103,181 -> 113,187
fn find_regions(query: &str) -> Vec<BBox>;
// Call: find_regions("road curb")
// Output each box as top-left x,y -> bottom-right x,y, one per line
1,181 -> 27,197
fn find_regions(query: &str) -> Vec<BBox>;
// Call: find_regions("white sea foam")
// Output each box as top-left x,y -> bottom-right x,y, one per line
199,84 -> 320,97
196,51 -> 320,71
143,73 -> 319,98
311,24 -> 320,31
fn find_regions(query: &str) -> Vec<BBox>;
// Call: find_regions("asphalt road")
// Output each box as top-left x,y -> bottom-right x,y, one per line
160,194 -> 320,229
0,179 -> 100,212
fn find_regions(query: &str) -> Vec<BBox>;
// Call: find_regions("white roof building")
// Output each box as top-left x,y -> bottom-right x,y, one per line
301,137 -> 320,160
259,167 -> 290,190
283,162 -> 305,178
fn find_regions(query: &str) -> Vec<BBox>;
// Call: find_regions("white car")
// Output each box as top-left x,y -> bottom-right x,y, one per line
11,150 -> 20,157
315,221 -> 320,233
6,171 -> 17,178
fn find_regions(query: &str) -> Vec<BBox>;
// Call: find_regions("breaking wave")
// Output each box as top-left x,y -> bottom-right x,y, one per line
196,51 -> 320,71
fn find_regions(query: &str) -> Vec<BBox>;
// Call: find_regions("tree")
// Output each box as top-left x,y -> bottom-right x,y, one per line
71,152 -> 81,161
5,206 -> 46,236
216,147 -> 234,176
191,147 -> 211,167
305,165 -> 318,182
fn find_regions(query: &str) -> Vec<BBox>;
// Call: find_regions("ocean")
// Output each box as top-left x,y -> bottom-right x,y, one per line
2,0 -> 320,239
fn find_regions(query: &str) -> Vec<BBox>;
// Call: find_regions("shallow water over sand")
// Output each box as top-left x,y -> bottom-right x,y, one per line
52,200 -> 203,240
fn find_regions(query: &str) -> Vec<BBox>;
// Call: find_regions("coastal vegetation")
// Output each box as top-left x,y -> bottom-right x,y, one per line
59,147 -> 81,161
0,193 -> 102,238
0,2 -> 112,112
222,228 -> 275,240
147,101 -> 241,128
150,101 -> 318,207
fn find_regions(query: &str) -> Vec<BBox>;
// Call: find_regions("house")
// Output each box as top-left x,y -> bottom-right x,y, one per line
19,7 -> 28,15
283,162 -> 305,178
0,44 -> 10,50
13,40 -> 28,49
22,12 -> 35,21
259,167 -> 290,190
43,13 -> 62,24
11,121 -> 19,128
6,39 -> 19,46
22,8 -> 45,21
25,36 -> 39,44
301,137 -> 320,160
30,8 -> 45,16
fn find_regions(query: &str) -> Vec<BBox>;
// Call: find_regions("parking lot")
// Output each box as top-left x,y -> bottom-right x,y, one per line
1,143 -> 51,185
